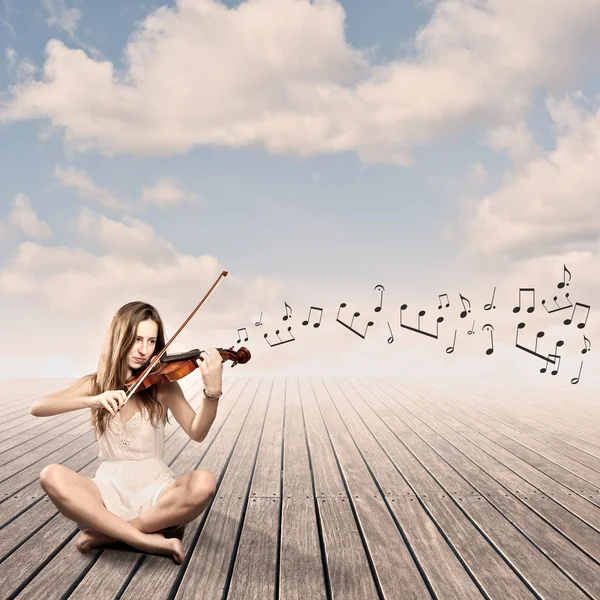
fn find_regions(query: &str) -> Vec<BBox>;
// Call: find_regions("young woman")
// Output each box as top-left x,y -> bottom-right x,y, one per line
31,301 -> 224,564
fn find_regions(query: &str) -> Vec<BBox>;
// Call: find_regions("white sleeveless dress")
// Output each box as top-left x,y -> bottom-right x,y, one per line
84,405 -> 177,524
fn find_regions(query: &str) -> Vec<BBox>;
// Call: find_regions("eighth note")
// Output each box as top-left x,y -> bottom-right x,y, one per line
558,264 -> 571,289
582,335 -> 591,354
564,302 -> 590,329
302,306 -> 323,328
438,293 -> 450,309
282,302 -> 292,321
337,303 -> 374,339
236,327 -> 248,343
459,293 -> 471,319
513,287 -> 535,314
540,340 -> 564,375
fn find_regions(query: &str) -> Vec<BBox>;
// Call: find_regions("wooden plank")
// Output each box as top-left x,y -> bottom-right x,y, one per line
335,378 -> 540,599
1,378 -> 72,405
279,378 -> 327,600
391,380 -> 600,528
430,384 -> 600,480
224,378 -> 284,598
457,383 -> 600,438
0,380 -> 73,423
0,380 -> 59,406
363,379 -> 599,599
0,410 -> 89,460
319,378 -> 490,599
0,375 -> 237,599
0,412 -> 103,475
411,384 -> 600,496
452,387 -> 600,458
0,404 -> 93,456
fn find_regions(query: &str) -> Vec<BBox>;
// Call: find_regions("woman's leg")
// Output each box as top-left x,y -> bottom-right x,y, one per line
39,463 -> 184,562
78,470 -> 216,548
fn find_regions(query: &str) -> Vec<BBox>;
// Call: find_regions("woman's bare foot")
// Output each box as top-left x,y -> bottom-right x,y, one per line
76,528 -> 185,564
144,533 -> 185,564
76,528 -> 116,553
168,538 -> 186,564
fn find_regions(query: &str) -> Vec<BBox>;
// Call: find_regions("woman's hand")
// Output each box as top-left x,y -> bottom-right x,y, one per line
89,390 -> 127,416
196,348 -> 224,397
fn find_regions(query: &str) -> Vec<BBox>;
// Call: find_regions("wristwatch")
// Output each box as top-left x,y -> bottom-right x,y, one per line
203,388 -> 222,401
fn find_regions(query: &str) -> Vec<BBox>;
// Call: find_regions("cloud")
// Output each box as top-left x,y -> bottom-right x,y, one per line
0,204 -> 280,322
2,0 -> 600,163
40,0 -> 81,37
139,178 -> 200,208
54,166 -> 131,212
462,94 -> 600,261
0,194 -> 53,243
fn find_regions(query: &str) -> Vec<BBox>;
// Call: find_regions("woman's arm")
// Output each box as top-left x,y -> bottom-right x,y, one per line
30,375 -> 95,417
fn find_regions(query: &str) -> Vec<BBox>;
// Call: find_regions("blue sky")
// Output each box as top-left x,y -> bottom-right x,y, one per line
0,0 -> 599,389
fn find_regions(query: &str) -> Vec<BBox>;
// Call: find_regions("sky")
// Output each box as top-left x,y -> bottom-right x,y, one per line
0,0 -> 599,394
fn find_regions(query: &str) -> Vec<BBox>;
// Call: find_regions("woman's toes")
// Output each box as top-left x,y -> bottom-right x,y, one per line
170,538 -> 185,564
75,530 -> 92,553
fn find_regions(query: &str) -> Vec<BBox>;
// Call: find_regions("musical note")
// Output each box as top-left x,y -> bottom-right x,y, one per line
558,264 -> 571,289
467,321 -> 475,335
459,294 -> 471,318
515,322 -> 558,364
264,326 -> 295,347
541,293 -> 572,314
438,293 -> 450,309
446,329 -> 457,354
482,323 -> 494,355
540,341 -> 564,375
484,287 -> 496,311
582,335 -> 591,355
374,285 -> 385,313
236,327 -> 248,343
513,287 -> 535,314
255,312 -> 263,326
564,302 -> 590,329
399,304 -> 444,339
282,302 -> 292,321
336,303 -> 374,339
571,361 -> 583,385
387,321 -> 394,344
302,306 -> 323,328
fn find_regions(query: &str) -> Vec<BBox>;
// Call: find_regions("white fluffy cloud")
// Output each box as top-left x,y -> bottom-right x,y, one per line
2,0 -> 600,163
41,0 -> 81,37
0,200 -> 280,322
54,166 -> 200,212
139,178 -> 200,208
0,193 -> 53,243
54,166 -> 130,212
463,95 -> 600,260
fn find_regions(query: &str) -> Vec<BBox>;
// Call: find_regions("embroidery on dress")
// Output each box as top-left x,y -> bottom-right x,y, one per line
109,410 -> 142,445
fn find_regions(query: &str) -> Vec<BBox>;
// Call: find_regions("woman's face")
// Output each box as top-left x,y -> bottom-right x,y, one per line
127,318 -> 158,370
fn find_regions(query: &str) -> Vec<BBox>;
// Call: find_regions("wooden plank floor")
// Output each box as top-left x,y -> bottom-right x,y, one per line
0,376 -> 599,599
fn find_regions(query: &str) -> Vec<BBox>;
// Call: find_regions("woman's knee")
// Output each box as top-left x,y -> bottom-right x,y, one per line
39,463 -> 64,496
187,471 -> 217,504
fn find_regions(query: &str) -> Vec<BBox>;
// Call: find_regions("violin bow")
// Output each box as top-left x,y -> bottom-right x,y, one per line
122,270 -> 229,403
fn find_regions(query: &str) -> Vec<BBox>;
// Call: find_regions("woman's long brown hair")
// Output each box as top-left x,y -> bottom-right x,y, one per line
78,301 -> 171,438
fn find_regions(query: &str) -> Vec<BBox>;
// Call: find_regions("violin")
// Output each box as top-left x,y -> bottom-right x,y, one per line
124,347 -> 251,393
